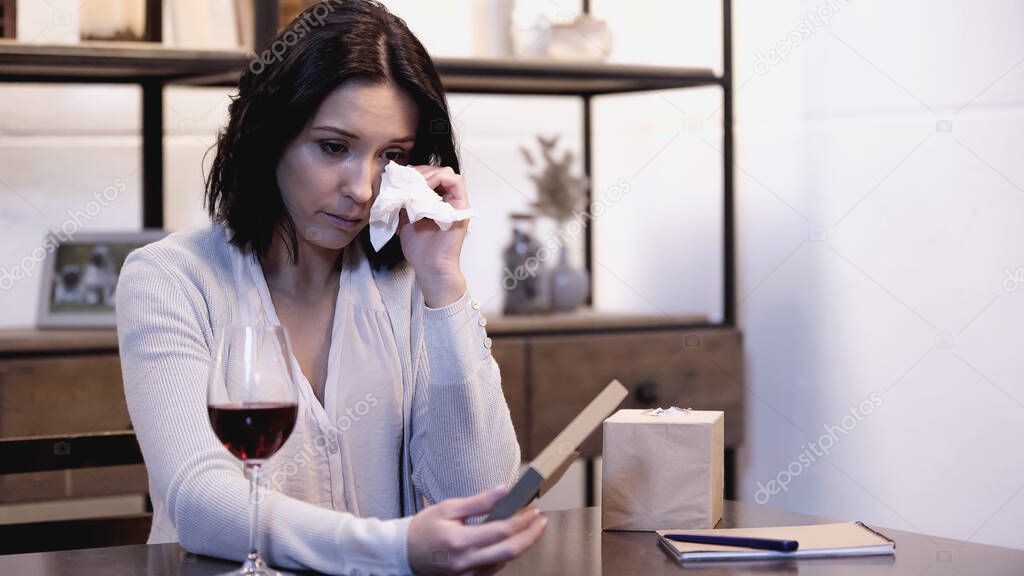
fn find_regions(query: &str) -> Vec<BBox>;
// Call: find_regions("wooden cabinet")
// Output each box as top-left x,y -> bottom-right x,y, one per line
0,331 -> 148,507
486,314 -> 745,501
0,316 -> 744,505
485,317 -> 744,461
0,354 -> 130,437
525,329 -> 743,458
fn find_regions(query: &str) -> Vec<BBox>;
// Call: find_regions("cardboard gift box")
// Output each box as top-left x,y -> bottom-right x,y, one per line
601,408 -> 724,531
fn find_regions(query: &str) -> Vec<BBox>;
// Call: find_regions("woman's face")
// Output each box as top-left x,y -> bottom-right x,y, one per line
276,80 -> 420,252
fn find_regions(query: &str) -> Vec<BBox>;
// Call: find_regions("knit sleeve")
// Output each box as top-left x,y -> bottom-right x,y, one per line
408,289 -> 521,507
116,248 -> 412,575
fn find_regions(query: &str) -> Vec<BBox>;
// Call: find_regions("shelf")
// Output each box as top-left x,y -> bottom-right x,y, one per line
0,41 -> 249,85
487,310 -> 711,336
0,312 -> 714,355
435,57 -> 720,95
0,41 -> 721,94
0,9 -> 734,323
0,329 -> 118,356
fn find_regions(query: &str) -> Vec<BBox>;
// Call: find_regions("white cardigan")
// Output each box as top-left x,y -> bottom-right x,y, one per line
115,224 -> 520,575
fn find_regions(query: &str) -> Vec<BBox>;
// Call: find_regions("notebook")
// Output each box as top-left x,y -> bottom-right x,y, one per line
656,522 -> 895,562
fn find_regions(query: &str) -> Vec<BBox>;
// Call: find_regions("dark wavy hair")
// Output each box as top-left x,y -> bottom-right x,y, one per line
205,0 -> 460,270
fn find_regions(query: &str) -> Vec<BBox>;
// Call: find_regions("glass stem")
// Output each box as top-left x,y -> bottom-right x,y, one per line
247,463 -> 262,561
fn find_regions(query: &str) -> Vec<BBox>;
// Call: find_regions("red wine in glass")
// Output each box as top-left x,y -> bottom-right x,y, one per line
207,324 -> 300,576
208,402 -> 298,462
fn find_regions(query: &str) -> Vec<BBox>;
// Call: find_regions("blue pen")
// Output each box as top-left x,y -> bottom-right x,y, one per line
663,533 -> 800,553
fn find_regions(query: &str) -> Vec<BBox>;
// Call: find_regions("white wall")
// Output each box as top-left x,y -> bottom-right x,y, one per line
1,0 -> 1021,552
732,0 -> 1024,552
0,84 -> 143,327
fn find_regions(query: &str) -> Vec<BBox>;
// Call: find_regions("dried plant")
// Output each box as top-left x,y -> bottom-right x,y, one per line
520,134 -> 589,222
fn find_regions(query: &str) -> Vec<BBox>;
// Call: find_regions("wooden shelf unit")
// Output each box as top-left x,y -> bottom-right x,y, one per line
0,1 -> 740,553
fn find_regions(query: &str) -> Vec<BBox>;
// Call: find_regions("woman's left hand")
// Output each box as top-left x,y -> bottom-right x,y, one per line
397,165 -> 469,308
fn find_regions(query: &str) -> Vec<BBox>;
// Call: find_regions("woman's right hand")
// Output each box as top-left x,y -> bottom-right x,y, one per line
407,485 -> 548,575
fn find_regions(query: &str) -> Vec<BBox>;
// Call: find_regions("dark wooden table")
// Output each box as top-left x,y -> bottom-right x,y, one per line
2,501 -> 1021,575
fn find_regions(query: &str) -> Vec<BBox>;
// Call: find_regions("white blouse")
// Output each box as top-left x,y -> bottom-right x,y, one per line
237,235 -> 406,520
117,223 -> 521,575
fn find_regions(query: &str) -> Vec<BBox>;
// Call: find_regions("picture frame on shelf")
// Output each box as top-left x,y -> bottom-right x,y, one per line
36,230 -> 167,329
0,0 -> 16,39
79,0 -> 147,42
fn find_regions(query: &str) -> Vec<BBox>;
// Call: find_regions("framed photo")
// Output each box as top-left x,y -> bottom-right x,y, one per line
36,230 -> 167,329
0,0 -> 15,39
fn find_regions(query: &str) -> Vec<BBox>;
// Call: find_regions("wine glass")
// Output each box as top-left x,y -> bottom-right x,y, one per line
207,324 -> 300,576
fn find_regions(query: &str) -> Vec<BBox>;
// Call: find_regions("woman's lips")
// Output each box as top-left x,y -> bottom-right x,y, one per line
323,211 -> 363,229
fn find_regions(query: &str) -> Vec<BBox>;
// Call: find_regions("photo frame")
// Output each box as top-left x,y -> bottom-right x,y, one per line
0,0 -> 15,39
36,230 -> 167,329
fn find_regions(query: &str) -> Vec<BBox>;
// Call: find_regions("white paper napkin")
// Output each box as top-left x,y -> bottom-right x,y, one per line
642,406 -> 692,417
368,161 -> 476,252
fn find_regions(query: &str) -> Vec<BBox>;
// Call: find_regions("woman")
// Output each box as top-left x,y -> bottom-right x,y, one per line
115,1 -> 545,574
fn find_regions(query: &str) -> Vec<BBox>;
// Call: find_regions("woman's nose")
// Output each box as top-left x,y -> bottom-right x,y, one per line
343,161 -> 379,204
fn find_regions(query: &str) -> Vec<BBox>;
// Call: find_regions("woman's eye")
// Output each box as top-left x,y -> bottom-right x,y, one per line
382,149 -> 407,162
319,141 -> 347,155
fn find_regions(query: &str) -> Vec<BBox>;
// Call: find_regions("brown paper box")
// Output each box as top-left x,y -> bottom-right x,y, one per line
601,408 -> 724,531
